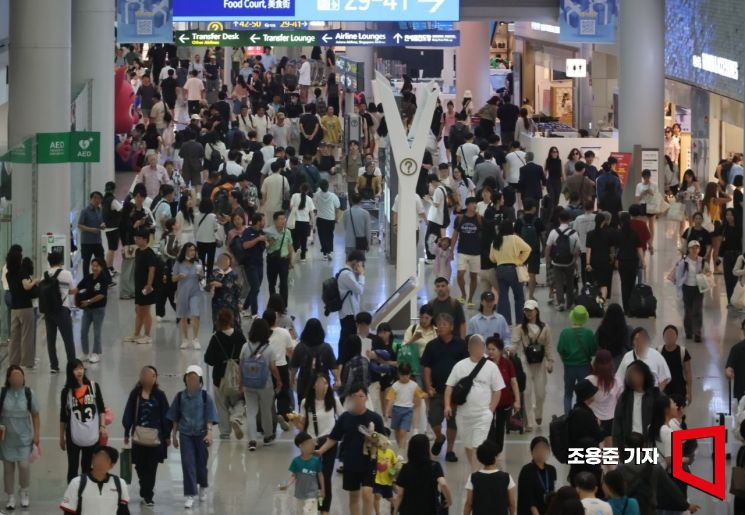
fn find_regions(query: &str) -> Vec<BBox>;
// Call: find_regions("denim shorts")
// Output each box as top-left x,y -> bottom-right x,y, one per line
390,405 -> 413,431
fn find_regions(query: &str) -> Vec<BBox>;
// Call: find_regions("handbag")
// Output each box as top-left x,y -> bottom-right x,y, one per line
120,447 -> 132,484
646,191 -> 669,214
451,358 -> 487,405
131,395 -> 161,447
514,238 -> 529,282
732,280 -> 745,310
287,206 -> 297,230
696,272 -> 714,293
666,201 -> 685,222
123,244 -> 137,259
507,409 -> 524,431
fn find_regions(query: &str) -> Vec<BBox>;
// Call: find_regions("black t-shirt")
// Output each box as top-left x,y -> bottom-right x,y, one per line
682,227 -> 712,256
396,461 -> 444,515
514,214 -> 545,253
727,340 -> 745,399
455,214 -> 481,256
328,410 -> 385,471
429,298 -> 465,334
160,77 -> 178,103
316,155 -> 336,173
586,228 -> 614,269
615,228 -> 641,261
546,158 -> 563,181
137,84 -> 156,109
6,270 -> 33,309
586,165 -> 599,182
76,271 -> 112,309
497,104 -> 519,132
134,247 -> 158,291
660,345 -> 691,397
300,114 -> 320,140
420,336 -> 468,393
204,63 -> 219,80
517,461 -> 556,515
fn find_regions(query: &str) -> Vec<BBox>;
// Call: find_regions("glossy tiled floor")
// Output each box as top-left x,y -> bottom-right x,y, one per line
8,205 -> 742,514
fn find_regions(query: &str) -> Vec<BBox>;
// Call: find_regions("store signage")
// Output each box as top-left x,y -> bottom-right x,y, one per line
565,59 -> 587,78
609,151 -> 631,188
116,0 -> 173,44
36,132 -> 101,164
641,149 -> 660,186
530,22 -> 560,34
174,30 -> 460,47
173,0 -> 459,22
559,0 -> 617,44
692,53 -> 739,81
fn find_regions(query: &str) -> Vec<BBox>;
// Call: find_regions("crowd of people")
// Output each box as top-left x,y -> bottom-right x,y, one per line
1,42 -> 745,514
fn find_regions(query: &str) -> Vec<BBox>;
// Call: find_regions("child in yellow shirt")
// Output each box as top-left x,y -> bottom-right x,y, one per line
373,446 -> 398,515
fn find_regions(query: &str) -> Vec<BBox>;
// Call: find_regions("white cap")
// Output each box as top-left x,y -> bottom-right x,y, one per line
464,90 -> 473,98
523,299 -> 539,311
190,114 -> 201,121
688,240 -> 701,248
185,365 -> 203,377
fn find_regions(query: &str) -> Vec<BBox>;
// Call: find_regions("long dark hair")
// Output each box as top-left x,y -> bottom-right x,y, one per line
595,303 -> 629,356
267,293 -> 287,315
407,434 -> 432,469
493,219 -> 514,250
520,307 -> 545,334
300,318 -> 325,348
64,359 -> 91,389
303,373 -> 336,413
680,169 -> 697,191
299,183 -> 309,210
545,146 -> 561,170
178,193 -> 194,224
623,360 -> 655,393
4,246 -> 23,274
177,242 -> 199,263
648,393 -> 671,443
248,318 -> 272,345
4,365 -> 25,387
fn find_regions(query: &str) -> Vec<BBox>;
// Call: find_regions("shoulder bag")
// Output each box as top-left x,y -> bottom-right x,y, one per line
451,357 -> 487,405
132,391 -> 161,447
514,237 -> 530,283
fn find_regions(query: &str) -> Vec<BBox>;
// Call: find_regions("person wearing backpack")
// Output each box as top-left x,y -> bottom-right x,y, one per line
545,210 -> 580,311
195,198 -> 221,277
204,309 -> 247,441
239,318 -> 282,452
566,379 -> 603,488
41,251 -> 77,374
121,365 -> 172,507
514,198 -> 545,300
60,445 -> 130,514
156,218 -> 179,321
338,335 -> 372,407
290,319 -> 340,407
167,365 -> 219,509
0,366 -> 39,510
335,251 -> 366,364
60,359 -> 107,483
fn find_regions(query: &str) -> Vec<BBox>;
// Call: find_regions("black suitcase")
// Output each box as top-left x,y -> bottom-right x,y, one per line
628,283 -> 657,318
576,282 -> 604,318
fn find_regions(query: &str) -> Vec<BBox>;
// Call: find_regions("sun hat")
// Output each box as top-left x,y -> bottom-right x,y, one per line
569,305 -> 589,326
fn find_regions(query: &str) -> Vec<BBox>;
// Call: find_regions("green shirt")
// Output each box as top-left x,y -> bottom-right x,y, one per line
265,226 -> 292,258
557,327 -> 596,366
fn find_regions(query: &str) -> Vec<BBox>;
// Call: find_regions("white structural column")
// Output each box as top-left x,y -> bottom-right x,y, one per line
576,44 -> 593,131
619,0 -> 664,205
9,0 -> 72,255
344,23 -> 375,98
441,48 -> 455,93
72,0 -> 115,193
456,21 -> 492,108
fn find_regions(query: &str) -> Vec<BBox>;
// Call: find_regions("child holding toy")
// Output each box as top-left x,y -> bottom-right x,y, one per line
373,444 -> 399,515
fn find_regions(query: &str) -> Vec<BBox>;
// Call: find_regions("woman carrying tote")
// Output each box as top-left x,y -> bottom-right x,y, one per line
122,365 -> 171,507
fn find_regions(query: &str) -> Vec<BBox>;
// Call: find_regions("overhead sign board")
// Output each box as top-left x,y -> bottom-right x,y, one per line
559,0 -> 617,44
36,132 -> 101,164
174,30 -> 460,47
173,0 -> 459,22
116,0 -> 173,44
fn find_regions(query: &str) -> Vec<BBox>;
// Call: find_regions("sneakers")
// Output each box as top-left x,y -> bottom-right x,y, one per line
263,434 -> 276,446
6,494 -> 15,510
248,440 -> 257,451
180,339 -> 190,349
231,419 -> 244,440
143,499 -> 154,507
199,487 -> 208,502
431,434 -> 446,456
80,353 -> 89,362
241,310 -> 252,318
19,490 -> 28,508
184,496 -> 194,509
50,368 -> 59,374
123,335 -> 138,343
300,258 -> 307,263
445,451 -> 458,462
219,433 -> 231,440
155,316 -> 163,323
136,336 -> 152,345
456,297 -> 466,304
192,338 -> 201,350
466,301 -> 476,309
88,353 -> 100,364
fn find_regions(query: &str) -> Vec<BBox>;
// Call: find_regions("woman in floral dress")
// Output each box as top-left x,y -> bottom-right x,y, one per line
209,253 -> 242,332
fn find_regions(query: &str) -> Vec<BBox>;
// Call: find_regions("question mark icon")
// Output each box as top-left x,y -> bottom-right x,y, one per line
401,158 -> 417,176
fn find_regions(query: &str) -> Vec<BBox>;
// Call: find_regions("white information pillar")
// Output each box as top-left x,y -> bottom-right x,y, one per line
373,71 -> 440,287
9,0 -> 72,258
456,21 -> 492,108
72,0 -> 115,192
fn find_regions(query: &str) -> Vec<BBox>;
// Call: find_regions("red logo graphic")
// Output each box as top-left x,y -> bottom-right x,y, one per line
671,425 -> 726,500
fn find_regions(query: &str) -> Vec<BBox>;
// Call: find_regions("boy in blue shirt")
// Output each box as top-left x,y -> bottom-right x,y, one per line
282,432 -> 325,514
167,365 -> 219,509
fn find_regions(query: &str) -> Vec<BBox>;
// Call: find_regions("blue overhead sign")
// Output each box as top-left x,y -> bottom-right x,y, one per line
173,0 -> 459,22
559,0 -> 617,44
117,0 -> 173,43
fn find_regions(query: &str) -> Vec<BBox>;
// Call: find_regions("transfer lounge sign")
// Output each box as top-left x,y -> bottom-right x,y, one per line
36,132 -> 101,164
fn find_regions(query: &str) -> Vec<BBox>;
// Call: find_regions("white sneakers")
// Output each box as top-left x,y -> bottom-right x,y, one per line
184,489 -> 207,509
180,339 -> 191,349
199,487 -> 208,502
231,418 -> 244,440
80,353 -> 89,362
6,494 -> 15,509
20,490 -> 28,508
184,496 -> 194,509
122,335 -> 138,343
88,353 -> 100,364
136,336 -> 152,344
180,338 -> 201,350
192,338 -> 201,350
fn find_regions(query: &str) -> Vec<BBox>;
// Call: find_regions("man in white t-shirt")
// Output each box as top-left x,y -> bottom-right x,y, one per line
575,471 -> 613,515
44,251 -> 77,373
615,327 -> 671,389
61,446 -> 130,512
264,309 -> 295,429
184,69 -> 205,115
445,334 -> 504,471
425,174 -> 448,262
457,132 -> 481,178
298,55 -> 311,103
504,140 -> 527,188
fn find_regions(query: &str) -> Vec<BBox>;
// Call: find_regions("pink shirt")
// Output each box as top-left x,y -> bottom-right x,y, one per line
137,165 -> 170,198
442,111 -> 457,136
586,375 -> 623,422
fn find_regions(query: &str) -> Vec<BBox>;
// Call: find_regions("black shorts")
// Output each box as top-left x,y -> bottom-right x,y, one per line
527,252 -> 541,274
135,290 -> 156,306
105,229 -> 120,251
342,467 -> 375,491
373,484 -> 394,499
600,419 -> 613,439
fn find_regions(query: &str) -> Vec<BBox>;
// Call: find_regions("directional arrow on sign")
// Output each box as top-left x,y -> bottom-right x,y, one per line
419,0 -> 447,12
393,33 -> 403,44
322,33 -> 332,44
250,33 -> 260,44
178,33 -> 189,44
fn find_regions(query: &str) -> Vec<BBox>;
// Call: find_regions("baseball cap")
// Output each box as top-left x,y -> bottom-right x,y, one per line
523,299 -> 539,311
185,365 -> 203,377
688,240 -> 701,248
190,114 -> 201,121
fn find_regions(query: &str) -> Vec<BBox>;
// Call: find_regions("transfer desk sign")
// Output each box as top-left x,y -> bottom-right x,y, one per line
174,30 -> 460,47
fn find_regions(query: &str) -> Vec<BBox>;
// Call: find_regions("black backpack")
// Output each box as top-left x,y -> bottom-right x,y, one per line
38,269 -> 64,315
549,414 -> 570,463
550,228 -> 576,266
627,283 -> 657,318
206,144 -> 224,173
519,217 -> 540,251
213,187 -> 232,216
102,194 -> 122,228
322,268 -> 352,316
576,282 -> 604,318
449,122 -> 468,150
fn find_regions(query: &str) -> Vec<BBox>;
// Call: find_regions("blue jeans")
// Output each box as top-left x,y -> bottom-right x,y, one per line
563,363 -> 592,414
179,434 -> 209,496
243,262 -> 263,316
80,306 -> 105,355
44,307 -> 76,371
496,265 -> 524,325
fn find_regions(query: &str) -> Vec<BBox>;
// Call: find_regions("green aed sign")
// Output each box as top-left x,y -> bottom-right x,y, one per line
36,131 -> 100,164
